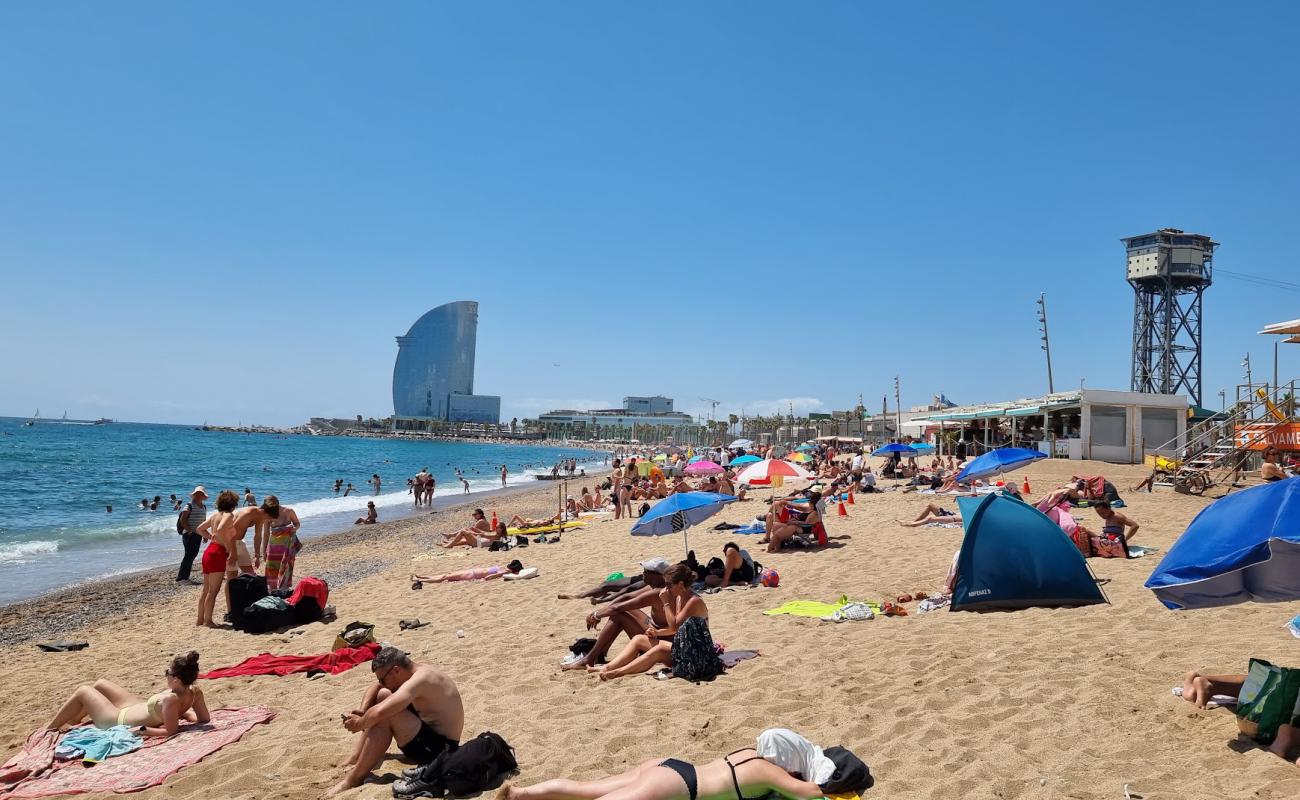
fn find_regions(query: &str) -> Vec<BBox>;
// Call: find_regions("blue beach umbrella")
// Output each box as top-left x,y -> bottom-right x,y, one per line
954,447 -> 1047,483
731,454 -> 762,466
909,442 -> 936,455
1145,478 -> 1300,610
796,444 -> 816,452
872,443 -> 918,457
632,491 -> 738,553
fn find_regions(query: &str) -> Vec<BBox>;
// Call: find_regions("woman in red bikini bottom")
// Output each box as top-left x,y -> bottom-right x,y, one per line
195,489 -> 240,627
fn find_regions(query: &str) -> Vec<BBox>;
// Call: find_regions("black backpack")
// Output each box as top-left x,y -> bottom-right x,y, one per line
419,731 -> 517,795
227,574 -> 268,629
820,746 -> 874,794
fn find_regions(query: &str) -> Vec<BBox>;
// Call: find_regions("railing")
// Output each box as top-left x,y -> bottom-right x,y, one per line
1147,380 -> 1295,493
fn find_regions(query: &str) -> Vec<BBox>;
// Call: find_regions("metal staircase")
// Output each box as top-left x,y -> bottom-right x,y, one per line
1150,381 -> 1295,495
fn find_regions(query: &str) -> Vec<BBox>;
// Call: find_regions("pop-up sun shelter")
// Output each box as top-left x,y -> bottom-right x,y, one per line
950,493 -> 1107,612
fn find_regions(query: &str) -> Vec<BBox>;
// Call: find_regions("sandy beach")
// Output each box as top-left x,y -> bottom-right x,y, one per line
2,459 -> 1298,800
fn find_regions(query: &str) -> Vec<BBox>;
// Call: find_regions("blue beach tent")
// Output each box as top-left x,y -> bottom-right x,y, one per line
950,493 -> 1107,612
1145,477 -> 1300,610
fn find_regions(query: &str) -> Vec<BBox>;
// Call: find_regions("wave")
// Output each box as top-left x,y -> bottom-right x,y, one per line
0,540 -> 60,563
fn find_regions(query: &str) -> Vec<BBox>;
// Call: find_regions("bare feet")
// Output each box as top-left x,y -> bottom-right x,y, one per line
321,778 -> 356,799
585,664 -> 604,674
495,785 -> 518,800
598,669 -> 618,681
561,658 -> 590,672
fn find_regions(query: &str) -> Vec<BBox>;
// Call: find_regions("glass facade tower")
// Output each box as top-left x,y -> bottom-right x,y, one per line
393,301 -> 500,423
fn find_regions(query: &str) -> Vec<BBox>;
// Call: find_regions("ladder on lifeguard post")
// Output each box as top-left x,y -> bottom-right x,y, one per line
1149,381 -> 1296,495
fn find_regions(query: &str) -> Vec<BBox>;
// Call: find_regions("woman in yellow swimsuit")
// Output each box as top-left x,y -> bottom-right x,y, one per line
45,651 -> 210,737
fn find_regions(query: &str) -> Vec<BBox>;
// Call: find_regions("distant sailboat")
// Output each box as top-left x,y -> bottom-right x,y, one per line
23,409 -> 38,427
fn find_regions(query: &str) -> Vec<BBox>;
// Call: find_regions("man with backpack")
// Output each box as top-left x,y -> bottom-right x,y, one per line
175,486 -> 208,583
325,646 -> 465,799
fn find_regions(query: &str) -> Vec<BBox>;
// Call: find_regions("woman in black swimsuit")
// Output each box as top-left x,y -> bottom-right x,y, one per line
498,748 -> 824,800
1262,448 -> 1289,482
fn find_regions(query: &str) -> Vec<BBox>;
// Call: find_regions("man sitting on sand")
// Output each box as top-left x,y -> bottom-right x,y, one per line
562,558 -> 670,671
326,646 -> 464,798
899,503 -> 961,527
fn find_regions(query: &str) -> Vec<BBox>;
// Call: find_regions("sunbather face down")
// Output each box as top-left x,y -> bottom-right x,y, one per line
46,651 -> 210,737
500,728 -> 869,800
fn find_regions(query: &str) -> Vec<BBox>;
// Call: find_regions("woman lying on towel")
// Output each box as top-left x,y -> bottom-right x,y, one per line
898,502 -> 961,528
412,559 -> 525,584
500,728 -> 872,800
589,564 -> 713,681
46,651 -> 210,737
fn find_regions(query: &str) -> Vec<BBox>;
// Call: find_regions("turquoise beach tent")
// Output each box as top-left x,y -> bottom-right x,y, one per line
950,494 -> 1107,612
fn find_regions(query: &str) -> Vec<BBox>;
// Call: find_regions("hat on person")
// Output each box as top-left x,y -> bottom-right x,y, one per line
191,486 -> 208,499
639,557 -> 670,574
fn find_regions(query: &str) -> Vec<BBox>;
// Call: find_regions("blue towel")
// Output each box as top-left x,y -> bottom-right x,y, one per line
733,524 -> 766,535
56,725 -> 143,764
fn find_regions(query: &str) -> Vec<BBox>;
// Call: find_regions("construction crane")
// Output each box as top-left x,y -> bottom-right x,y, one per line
698,397 -> 720,423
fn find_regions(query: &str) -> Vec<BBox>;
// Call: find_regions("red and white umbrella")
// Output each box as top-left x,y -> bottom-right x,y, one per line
733,458 -> 812,484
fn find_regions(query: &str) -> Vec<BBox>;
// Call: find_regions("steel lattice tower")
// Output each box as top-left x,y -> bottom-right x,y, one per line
1124,229 -> 1216,405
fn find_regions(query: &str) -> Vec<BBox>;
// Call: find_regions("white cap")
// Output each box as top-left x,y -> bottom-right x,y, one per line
639,557 -> 670,574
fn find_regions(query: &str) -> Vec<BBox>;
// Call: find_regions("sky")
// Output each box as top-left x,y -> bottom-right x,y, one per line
1,1 -> 1298,426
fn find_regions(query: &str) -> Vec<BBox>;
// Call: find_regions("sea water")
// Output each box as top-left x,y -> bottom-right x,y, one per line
0,418 -> 603,604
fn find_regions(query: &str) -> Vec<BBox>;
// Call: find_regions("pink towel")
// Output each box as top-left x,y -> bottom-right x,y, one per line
0,706 -> 274,798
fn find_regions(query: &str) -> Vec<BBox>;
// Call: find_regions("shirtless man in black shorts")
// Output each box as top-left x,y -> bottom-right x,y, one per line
562,558 -> 670,671
325,646 -> 464,798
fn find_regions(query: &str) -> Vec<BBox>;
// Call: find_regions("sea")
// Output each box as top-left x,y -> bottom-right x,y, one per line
0,417 -> 604,605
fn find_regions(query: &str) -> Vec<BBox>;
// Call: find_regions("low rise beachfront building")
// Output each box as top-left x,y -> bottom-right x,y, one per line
908,389 -> 1188,464
534,396 -> 703,443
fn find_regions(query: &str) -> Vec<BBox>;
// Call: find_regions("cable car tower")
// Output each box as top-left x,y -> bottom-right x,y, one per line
1124,228 -> 1216,406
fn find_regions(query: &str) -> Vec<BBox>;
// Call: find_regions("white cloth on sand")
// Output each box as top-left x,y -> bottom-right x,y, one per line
756,728 -> 835,785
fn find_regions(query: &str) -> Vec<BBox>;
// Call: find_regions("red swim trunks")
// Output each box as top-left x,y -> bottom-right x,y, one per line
202,542 -> 229,575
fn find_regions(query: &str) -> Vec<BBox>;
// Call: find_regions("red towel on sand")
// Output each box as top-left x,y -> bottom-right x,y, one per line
199,641 -> 379,679
0,707 -> 274,799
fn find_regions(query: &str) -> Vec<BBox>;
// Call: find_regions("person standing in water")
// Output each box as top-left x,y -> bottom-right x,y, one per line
501,464 -> 508,488
368,473 -> 382,495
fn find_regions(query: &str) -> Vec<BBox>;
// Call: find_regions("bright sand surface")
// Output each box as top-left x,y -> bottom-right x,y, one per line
2,459 -> 1298,800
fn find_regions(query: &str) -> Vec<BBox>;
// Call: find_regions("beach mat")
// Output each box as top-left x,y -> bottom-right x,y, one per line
0,706 -> 274,799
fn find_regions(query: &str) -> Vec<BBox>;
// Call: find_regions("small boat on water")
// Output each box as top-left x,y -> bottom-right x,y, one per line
93,418 -> 114,425
22,410 -> 38,427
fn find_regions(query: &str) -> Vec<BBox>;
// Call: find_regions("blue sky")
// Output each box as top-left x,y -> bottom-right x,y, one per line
2,1 -> 1297,426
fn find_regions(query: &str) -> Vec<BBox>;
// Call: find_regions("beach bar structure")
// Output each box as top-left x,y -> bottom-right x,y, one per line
910,389 -> 1187,464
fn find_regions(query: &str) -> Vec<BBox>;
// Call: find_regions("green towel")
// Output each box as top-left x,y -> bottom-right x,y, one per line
763,596 -> 878,618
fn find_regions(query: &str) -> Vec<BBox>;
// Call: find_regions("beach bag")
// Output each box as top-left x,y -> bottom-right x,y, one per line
1068,527 -> 1093,557
419,731 -> 517,795
288,576 -> 329,610
175,503 -> 191,534
227,574 -> 268,628
240,596 -> 294,634
671,616 -> 724,682
820,746 -> 874,794
1235,658 -> 1300,744
333,621 -> 376,651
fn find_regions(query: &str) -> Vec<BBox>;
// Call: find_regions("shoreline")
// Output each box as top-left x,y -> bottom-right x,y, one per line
0,469 -> 610,648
